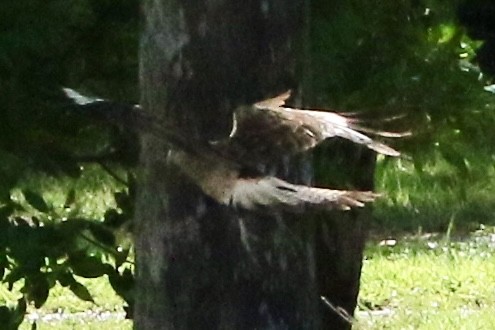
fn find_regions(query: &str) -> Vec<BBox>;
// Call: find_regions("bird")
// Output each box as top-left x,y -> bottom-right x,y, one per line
63,88 -> 403,212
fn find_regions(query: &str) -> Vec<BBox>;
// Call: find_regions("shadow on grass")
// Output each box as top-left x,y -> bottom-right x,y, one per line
372,156 -> 495,236
372,198 -> 495,235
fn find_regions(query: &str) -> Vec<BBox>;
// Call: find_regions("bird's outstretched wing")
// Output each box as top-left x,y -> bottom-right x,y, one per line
63,87 -> 391,213
168,150 -> 379,212
61,88 -> 151,129
170,150 -> 379,212
229,176 -> 379,211
62,88 -> 193,151
227,91 -> 403,158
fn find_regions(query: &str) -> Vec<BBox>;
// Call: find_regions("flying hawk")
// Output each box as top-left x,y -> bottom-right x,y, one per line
63,88 -> 402,212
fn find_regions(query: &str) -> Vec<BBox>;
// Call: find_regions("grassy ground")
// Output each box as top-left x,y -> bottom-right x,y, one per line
22,317 -> 131,330
354,156 -> 495,329
373,155 -> 495,233
6,156 -> 495,329
15,230 -> 495,329
7,276 -> 131,329
357,227 -> 495,329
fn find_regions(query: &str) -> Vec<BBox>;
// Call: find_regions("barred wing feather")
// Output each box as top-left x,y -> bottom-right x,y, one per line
228,91 -> 401,157
229,176 -> 379,211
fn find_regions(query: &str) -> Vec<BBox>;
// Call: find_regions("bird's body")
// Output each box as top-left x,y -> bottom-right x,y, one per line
63,88 -> 402,212
222,91 -> 401,160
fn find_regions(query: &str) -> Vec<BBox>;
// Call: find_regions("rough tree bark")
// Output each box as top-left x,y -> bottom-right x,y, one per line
135,0 -> 372,329
313,142 -> 375,329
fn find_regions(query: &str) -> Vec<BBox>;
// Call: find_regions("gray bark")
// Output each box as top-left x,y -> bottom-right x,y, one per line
135,0 -> 321,329
313,141 -> 376,330
135,1 -> 374,329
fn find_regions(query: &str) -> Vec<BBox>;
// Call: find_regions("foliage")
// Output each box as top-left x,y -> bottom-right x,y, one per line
0,172 -> 135,328
310,0 -> 495,184
0,0 -> 138,327
1,0 -> 495,328
458,0 -> 495,77
6,160 -> 494,329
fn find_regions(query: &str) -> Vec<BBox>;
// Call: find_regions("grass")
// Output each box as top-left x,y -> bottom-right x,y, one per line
0,276 -> 131,329
22,318 -> 131,330
14,230 -> 495,329
354,156 -> 495,329
4,155 -> 495,329
357,227 -> 495,329
373,155 -> 495,233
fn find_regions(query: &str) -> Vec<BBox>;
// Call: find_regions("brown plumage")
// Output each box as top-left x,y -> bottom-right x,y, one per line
220,91 -> 402,163
168,149 -> 380,212
63,88 -> 401,212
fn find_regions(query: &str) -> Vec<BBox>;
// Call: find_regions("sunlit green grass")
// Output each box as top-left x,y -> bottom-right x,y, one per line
6,155 -> 495,329
15,230 -> 495,330
16,276 -> 131,329
0,274 -> 129,329
357,228 -> 495,329
355,156 -> 495,329
21,317 -> 131,330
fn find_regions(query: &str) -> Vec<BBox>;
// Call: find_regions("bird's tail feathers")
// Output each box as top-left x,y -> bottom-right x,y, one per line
349,123 -> 412,138
330,126 -> 401,157
302,110 -> 402,157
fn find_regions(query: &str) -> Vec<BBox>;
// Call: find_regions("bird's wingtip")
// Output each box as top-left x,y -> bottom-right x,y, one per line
61,87 -> 104,105
61,87 -> 79,99
370,142 -> 401,157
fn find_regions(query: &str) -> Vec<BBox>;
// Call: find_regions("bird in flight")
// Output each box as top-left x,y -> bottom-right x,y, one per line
63,88 -> 403,212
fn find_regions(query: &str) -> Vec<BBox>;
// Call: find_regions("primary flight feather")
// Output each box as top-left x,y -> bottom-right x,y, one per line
63,88 -> 401,212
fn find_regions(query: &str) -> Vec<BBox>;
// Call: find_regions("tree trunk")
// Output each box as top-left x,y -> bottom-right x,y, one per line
135,0 -> 319,329
135,1 -> 373,329
313,141 -> 376,330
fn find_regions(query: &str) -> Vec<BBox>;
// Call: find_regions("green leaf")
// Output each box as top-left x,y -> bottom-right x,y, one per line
114,192 -> 130,210
58,218 -> 90,235
0,306 -> 11,327
22,190 -> 49,213
25,276 -> 49,308
57,271 -> 75,287
69,281 -> 94,303
0,301 -> 26,330
108,268 -> 134,303
0,204 -> 15,220
114,248 -> 130,268
0,254 -> 8,281
64,189 -> 76,209
69,255 -> 111,278
89,223 -> 115,246
12,298 -> 27,329
103,209 -> 127,228
5,268 -> 24,289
